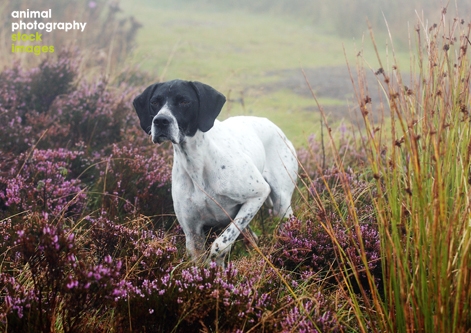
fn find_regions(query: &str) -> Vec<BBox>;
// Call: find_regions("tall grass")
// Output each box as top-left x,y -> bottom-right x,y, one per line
309,8 -> 471,332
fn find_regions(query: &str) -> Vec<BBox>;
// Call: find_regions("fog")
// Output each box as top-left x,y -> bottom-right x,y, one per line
175,0 -> 471,42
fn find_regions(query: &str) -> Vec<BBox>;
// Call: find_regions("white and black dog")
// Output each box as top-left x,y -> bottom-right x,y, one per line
133,79 -> 297,266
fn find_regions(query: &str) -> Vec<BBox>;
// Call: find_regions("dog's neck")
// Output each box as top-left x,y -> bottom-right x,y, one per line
173,119 -> 221,158
174,129 -> 206,156
172,129 -> 215,184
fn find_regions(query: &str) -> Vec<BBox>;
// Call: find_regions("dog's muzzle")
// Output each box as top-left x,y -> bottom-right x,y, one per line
152,114 -> 177,144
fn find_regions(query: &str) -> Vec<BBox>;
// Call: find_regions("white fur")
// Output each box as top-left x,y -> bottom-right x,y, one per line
164,116 -> 298,266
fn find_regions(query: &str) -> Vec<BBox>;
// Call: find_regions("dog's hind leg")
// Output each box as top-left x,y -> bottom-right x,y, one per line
267,187 -> 294,218
262,148 -> 297,219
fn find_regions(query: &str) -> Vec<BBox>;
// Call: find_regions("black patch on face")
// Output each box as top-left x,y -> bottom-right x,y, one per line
132,79 -> 226,142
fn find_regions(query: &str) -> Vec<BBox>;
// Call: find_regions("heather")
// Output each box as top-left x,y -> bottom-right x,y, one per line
0,50 -> 375,331
0,49 -> 364,331
1,5 -> 471,333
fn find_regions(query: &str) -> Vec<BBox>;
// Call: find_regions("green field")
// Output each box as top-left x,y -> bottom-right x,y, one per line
121,0 -> 408,146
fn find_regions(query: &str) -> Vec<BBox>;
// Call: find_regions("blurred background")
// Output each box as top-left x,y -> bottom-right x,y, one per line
2,0 -> 469,145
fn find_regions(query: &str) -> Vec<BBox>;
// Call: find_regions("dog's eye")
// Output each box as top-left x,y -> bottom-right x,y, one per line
175,94 -> 191,107
151,97 -> 163,107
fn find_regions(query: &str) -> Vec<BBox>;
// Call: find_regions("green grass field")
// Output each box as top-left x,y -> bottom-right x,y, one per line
121,0 -> 408,146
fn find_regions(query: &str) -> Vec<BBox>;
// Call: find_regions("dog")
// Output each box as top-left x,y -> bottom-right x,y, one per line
133,79 -> 298,266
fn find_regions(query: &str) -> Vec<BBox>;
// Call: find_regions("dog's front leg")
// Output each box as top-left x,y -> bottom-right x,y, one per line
181,225 -> 205,262
209,186 -> 270,266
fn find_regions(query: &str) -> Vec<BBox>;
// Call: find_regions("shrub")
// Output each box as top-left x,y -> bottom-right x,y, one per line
49,78 -> 135,151
27,51 -> 77,114
85,212 -> 179,277
0,51 -> 77,154
1,211 -> 350,333
0,51 -> 143,155
1,213 -> 126,333
91,143 -> 173,222
118,258 -> 349,332
278,292 -> 343,333
0,148 -> 87,219
273,217 -> 381,284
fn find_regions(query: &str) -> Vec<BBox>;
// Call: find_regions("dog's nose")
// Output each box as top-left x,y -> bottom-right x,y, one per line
153,115 -> 171,128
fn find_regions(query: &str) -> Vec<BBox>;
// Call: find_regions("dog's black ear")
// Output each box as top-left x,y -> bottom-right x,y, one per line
133,83 -> 159,134
190,81 -> 226,132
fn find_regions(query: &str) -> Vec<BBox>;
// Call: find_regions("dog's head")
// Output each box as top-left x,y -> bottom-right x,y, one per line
133,80 -> 226,144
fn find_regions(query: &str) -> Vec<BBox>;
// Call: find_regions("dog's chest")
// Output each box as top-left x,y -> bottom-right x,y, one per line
171,146 -> 245,224
172,162 -> 241,224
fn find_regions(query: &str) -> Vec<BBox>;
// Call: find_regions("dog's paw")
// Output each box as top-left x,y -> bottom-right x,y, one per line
209,240 -> 229,267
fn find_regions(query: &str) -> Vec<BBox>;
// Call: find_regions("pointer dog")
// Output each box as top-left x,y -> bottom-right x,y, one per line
133,79 -> 297,265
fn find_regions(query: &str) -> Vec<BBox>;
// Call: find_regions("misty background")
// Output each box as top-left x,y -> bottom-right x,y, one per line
2,0 -> 470,144
170,0 -> 471,39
